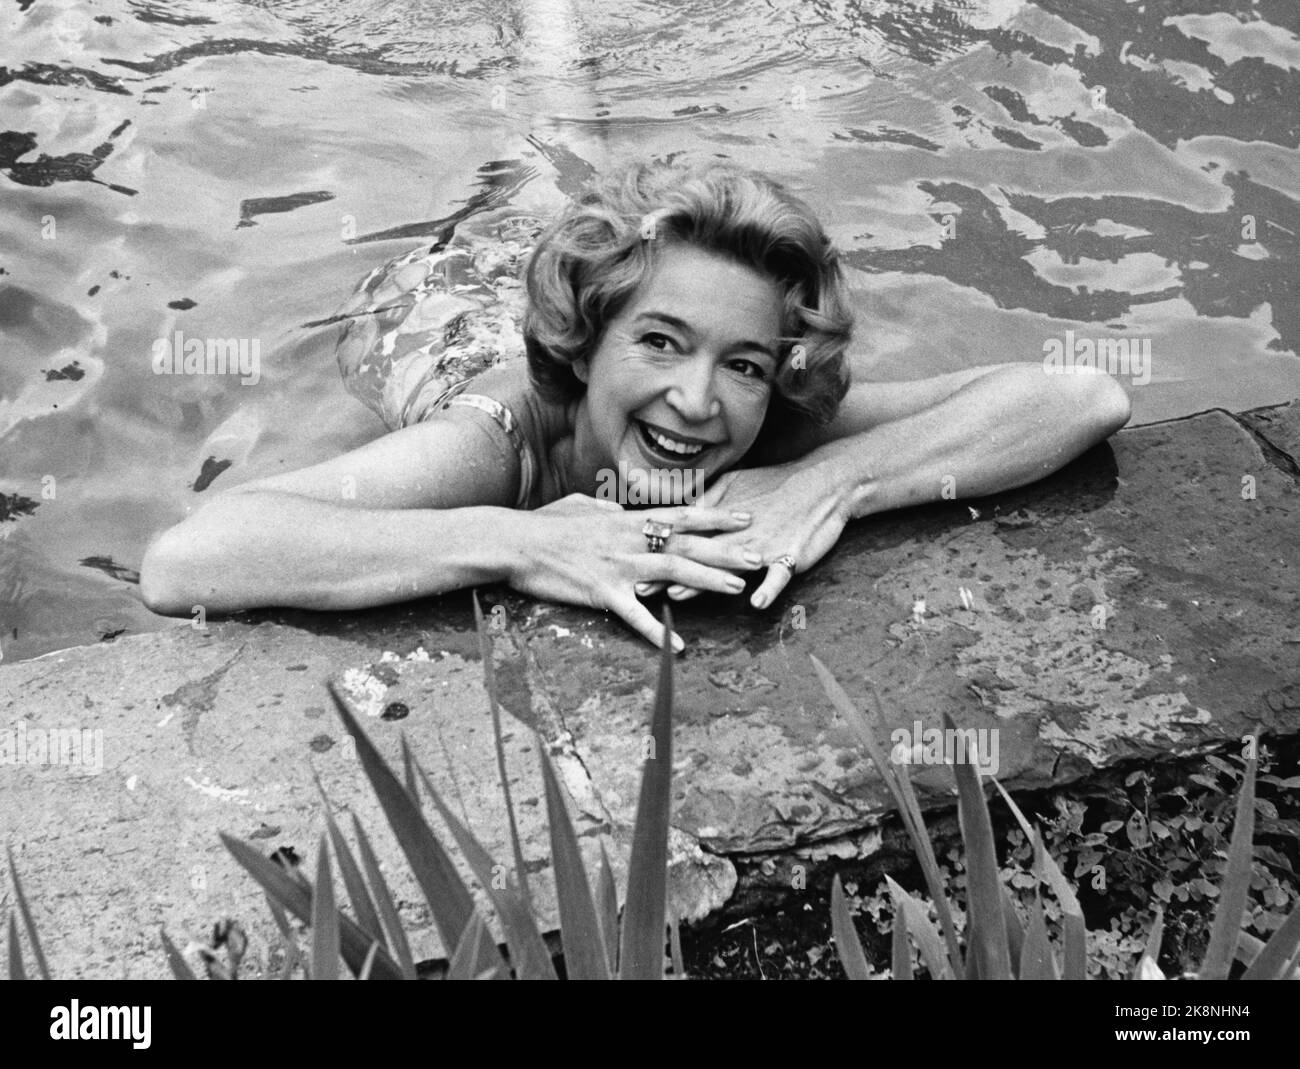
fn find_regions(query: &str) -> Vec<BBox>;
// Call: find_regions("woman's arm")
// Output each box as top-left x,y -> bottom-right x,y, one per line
812,362 -> 1132,518
684,363 -> 1132,606
139,409 -> 528,613
139,407 -> 760,650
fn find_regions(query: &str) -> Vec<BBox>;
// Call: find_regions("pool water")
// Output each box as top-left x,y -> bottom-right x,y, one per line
2,0 -> 1298,662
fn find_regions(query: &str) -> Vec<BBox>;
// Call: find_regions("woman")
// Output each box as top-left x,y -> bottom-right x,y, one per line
140,158 -> 1130,652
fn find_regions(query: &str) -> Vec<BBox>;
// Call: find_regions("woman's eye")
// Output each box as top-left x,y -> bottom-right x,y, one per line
729,359 -> 769,380
641,332 -> 674,351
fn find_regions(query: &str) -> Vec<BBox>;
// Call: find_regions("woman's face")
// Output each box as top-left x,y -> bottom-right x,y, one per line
572,242 -> 783,501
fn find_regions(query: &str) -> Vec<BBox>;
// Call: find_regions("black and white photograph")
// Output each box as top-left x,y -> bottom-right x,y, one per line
1,0 -> 1298,1026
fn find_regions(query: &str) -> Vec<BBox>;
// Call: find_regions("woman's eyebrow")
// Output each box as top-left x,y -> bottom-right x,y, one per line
633,311 -> 777,360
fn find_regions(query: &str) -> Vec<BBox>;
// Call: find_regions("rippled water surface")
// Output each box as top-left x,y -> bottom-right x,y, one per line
2,0 -> 1298,660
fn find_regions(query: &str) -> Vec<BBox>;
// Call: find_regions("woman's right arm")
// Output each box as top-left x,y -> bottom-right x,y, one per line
139,409 -> 529,615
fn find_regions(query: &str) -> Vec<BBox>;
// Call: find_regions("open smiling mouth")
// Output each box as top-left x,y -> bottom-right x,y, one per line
635,419 -> 713,464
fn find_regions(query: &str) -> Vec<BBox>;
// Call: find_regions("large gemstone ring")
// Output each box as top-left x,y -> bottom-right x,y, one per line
642,519 -> 674,553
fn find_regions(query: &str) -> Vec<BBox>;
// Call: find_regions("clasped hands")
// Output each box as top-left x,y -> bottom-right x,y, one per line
636,461 -> 850,609
514,461 -> 849,652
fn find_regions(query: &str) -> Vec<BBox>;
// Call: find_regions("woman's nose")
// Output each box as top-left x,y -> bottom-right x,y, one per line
665,356 -> 722,422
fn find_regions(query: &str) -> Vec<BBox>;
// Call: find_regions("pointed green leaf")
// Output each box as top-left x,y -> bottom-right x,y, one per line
265,892 -> 304,978
891,898 -> 913,980
6,847 -> 50,980
159,927 -> 196,980
358,941 -> 380,981
946,714 -> 1011,980
474,591 -> 533,912
447,912 -> 498,980
893,760 -> 964,976
311,835 -> 340,981
1235,931 -> 1264,968
1019,897 -> 1059,980
327,682 -> 479,957
540,747 -> 609,979
401,742 -> 419,800
8,912 -> 26,981
668,906 -> 685,980
597,842 -> 619,976
1134,908 -> 1165,980
809,657 -> 963,975
885,875 -> 952,980
411,751 -> 551,979
319,795 -> 383,950
993,778 -> 1087,980
1242,901 -> 1300,980
831,875 -> 871,980
351,816 -> 417,980
1201,755 -> 1257,980
220,833 -> 402,980
1002,883 -> 1025,979
619,607 -> 675,980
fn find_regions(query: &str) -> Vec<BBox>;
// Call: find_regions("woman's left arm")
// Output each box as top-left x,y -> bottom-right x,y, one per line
681,363 -> 1132,608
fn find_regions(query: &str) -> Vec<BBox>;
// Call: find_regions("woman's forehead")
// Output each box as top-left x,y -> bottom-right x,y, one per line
625,244 -> 783,332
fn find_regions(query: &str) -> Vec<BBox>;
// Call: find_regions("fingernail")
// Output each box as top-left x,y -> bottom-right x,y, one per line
731,511 -> 752,522
752,592 -> 769,609
671,633 -> 685,654
727,576 -> 745,592
743,551 -> 762,566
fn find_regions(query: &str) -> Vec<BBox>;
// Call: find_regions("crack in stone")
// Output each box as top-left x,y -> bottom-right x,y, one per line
517,633 -> 738,916
517,634 -> 611,824
159,645 -> 246,754
1225,409 -> 1300,484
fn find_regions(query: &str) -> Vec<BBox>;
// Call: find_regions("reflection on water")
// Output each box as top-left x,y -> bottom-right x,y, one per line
1,0 -> 1297,661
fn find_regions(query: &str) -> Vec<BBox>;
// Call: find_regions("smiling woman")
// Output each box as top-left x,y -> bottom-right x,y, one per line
138,156 -> 1130,651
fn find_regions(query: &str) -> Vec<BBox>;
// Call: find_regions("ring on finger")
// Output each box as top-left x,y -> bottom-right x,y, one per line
643,519 -> 674,553
771,554 -> 797,573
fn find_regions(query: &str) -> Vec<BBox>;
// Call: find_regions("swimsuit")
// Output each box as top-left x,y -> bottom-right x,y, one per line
334,207 -> 547,508
435,379 -> 540,510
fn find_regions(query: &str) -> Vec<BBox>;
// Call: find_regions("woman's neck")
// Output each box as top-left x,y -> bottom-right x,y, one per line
548,399 -> 595,501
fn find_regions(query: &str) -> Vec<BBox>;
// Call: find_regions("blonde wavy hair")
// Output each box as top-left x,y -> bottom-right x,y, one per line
523,157 -> 854,447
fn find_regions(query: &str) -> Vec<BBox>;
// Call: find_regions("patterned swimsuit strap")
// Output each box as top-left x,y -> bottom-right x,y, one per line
441,389 -> 537,509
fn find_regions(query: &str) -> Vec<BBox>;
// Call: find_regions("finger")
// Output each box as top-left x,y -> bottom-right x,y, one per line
611,595 -> 684,654
645,505 -> 751,535
640,554 -> 747,596
667,533 -> 764,572
750,562 -> 795,610
667,584 -> 705,601
634,581 -> 668,597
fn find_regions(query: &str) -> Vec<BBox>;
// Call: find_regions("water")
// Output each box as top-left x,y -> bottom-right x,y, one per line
2,0 -> 1297,662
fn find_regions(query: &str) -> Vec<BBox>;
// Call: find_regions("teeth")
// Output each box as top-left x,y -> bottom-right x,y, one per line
646,426 -> 704,456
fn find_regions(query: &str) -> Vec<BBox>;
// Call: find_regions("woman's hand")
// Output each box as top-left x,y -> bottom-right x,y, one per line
664,461 -> 851,609
505,494 -> 762,651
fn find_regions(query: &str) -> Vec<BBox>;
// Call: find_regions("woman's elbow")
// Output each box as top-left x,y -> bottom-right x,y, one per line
1096,376 -> 1132,437
139,528 -> 197,615
1070,369 -> 1131,440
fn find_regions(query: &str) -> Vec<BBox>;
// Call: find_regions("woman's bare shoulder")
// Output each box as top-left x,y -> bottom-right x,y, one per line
458,363 -> 573,441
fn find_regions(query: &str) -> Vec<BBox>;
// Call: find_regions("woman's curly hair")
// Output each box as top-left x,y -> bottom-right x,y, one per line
523,157 -> 854,448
